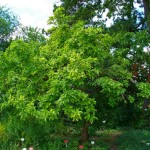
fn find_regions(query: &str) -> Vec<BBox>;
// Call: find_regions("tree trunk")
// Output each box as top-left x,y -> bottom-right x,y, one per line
80,121 -> 90,143
143,0 -> 150,32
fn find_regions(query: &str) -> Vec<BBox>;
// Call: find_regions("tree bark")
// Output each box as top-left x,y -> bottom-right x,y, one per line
80,121 -> 90,143
143,0 -> 150,32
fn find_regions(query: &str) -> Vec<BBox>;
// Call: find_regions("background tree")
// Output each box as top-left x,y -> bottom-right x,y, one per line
16,26 -> 47,45
54,0 -> 150,128
143,0 -> 150,32
0,6 -> 19,51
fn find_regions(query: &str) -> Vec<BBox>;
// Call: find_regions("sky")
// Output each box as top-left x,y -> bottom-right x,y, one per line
1,0 -> 60,29
1,0 -> 143,29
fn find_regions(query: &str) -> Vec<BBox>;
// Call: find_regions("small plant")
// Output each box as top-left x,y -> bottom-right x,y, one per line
79,145 -> 84,149
21,137 -> 25,148
29,147 -> 34,150
64,139 -> 69,148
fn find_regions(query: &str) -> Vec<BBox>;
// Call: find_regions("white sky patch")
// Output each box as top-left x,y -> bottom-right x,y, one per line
144,45 -> 150,53
1,0 -> 60,29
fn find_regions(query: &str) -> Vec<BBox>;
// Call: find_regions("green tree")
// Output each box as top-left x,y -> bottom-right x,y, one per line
57,0 -> 150,31
16,26 -> 47,45
1,4 -> 150,145
54,1 -> 150,127
53,0 -> 100,25
0,6 -> 19,51
0,8 -> 146,142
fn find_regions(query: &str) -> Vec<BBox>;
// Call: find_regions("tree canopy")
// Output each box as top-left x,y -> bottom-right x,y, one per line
0,0 -> 150,144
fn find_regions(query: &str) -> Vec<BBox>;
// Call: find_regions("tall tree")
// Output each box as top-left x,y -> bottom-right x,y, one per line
54,0 -> 150,128
56,0 -> 149,31
1,8 -> 150,143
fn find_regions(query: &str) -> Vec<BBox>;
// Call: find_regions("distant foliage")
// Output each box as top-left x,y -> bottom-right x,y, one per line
0,6 -> 19,50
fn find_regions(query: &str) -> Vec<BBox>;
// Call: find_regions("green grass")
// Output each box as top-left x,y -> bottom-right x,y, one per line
116,129 -> 150,150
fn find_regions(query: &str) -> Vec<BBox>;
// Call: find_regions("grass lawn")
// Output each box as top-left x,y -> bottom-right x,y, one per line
92,129 -> 150,150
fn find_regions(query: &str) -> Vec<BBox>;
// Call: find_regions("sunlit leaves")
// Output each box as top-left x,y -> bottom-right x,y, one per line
1,5 -> 149,126
137,82 -> 150,98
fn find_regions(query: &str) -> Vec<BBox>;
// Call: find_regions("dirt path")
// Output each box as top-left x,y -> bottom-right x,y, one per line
110,135 -> 119,150
110,133 -> 122,150
102,132 -> 122,150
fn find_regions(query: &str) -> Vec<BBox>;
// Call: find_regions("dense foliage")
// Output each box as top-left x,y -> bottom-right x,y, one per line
0,1 -> 150,148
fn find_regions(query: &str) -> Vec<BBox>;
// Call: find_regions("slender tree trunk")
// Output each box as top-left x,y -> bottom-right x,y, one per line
80,121 -> 90,143
143,0 -> 150,32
